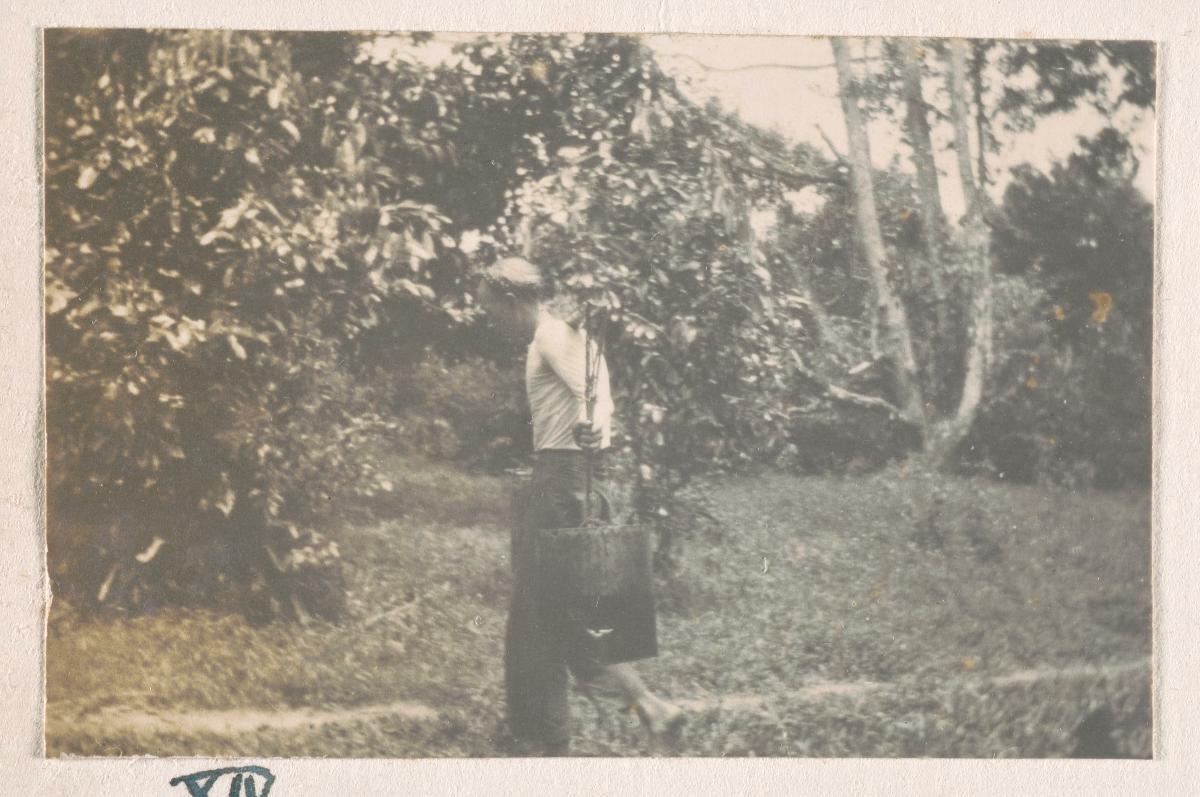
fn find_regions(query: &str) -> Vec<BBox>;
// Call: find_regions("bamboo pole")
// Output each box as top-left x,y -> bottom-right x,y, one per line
583,304 -> 594,524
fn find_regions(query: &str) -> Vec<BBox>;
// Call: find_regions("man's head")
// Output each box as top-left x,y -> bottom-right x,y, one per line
477,256 -> 543,340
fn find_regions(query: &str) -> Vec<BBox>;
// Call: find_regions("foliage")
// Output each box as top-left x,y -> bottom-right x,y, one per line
768,170 -> 977,415
993,128 -> 1152,332
963,129 -> 1153,488
45,29 -> 461,613
45,29 -> 845,601
382,352 -> 531,468
457,36 -> 843,540
991,40 -> 1156,133
44,31 -> 1155,615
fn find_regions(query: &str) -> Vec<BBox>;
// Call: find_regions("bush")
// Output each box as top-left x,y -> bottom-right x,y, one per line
45,30 -> 462,617
965,131 -> 1153,489
381,352 -> 531,468
960,276 -> 1151,489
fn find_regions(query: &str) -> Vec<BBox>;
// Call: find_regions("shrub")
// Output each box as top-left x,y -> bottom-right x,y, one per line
960,276 -> 1151,489
45,30 -> 455,617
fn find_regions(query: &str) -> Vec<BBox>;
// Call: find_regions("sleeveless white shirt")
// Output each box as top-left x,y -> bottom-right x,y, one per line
526,308 -> 613,451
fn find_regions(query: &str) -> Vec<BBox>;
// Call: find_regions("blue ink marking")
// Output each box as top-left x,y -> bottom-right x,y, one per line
169,766 -> 274,797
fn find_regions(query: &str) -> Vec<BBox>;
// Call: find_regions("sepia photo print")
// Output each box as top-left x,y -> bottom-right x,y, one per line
43,30 -> 1154,758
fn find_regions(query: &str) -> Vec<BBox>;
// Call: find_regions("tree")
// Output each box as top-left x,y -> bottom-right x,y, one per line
831,37 -> 927,431
45,29 -> 460,615
896,38 -> 952,405
463,34 -> 845,560
897,40 -> 948,270
46,29 -> 848,590
940,38 -> 1153,459
943,38 -> 995,449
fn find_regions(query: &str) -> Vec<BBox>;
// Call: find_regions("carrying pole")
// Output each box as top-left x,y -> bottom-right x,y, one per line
583,303 -> 594,524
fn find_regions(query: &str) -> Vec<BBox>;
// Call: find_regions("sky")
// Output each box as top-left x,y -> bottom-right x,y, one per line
391,33 -> 1155,221
643,34 -> 1155,219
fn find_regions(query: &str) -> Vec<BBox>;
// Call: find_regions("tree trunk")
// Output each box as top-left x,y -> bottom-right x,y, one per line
785,254 -> 839,375
518,215 -> 535,257
832,37 -> 927,433
945,38 -> 993,446
899,39 -> 948,257
970,40 -> 992,188
728,185 -> 757,263
898,38 -> 951,404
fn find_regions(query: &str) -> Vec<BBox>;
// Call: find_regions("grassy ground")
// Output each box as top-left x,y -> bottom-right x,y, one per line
46,458 -> 1152,758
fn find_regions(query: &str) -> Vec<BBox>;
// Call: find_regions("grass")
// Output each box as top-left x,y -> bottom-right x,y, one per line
46,457 -> 1152,757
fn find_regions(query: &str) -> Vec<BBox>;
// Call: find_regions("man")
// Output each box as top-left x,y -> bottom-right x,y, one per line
477,256 -> 683,756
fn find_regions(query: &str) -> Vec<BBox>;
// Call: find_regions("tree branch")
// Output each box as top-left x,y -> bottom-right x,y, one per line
814,124 -> 848,164
661,52 -> 882,74
735,160 -> 843,186
788,351 -> 905,418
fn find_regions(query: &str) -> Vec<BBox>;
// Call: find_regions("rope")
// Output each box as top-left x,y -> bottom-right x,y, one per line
583,303 -> 608,525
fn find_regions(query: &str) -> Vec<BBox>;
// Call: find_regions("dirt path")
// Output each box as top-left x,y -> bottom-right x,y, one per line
48,700 -> 439,739
49,658 -> 1149,740
676,657 -> 1151,714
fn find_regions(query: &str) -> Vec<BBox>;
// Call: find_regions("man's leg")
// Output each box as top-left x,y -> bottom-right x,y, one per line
506,510 -> 575,754
505,486 -> 544,745
574,662 -> 685,746
505,584 -> 574,753
503,580 -> 537,741
537,650 -> 572,755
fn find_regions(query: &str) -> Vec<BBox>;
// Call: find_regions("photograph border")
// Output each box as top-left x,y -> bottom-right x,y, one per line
4,0 -> 1195,794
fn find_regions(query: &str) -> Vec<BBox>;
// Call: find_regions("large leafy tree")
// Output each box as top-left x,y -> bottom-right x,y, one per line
45,30 -> 839,598
45,30 -> 461,613
437,34 -> 840,560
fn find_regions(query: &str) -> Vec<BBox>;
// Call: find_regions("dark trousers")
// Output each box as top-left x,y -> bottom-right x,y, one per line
504,451 -> 598,749
506,449 -> 667,751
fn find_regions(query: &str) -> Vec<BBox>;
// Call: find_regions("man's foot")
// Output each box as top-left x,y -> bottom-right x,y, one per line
635,698 -> 686,751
